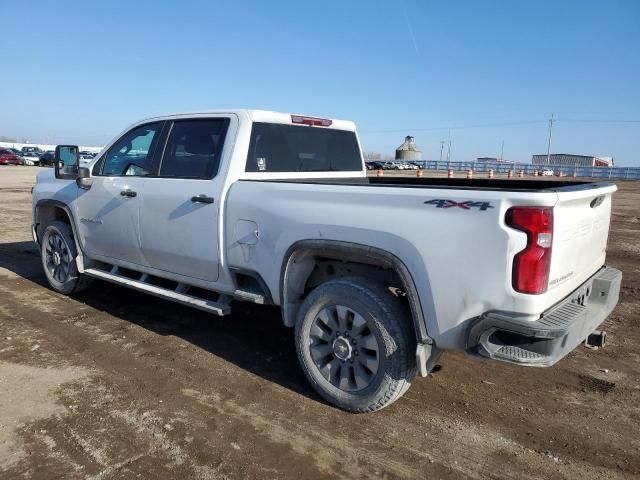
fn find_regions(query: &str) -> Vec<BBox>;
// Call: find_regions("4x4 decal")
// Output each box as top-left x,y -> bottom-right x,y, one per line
424,199 -> 494,211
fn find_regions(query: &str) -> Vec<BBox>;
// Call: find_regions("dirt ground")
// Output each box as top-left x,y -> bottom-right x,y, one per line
0,166 -> 638,479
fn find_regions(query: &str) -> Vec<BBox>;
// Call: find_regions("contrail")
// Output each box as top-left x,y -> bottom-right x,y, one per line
403,0 -> 420,57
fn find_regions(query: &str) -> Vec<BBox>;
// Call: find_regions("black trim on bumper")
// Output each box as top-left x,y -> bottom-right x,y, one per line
468,266 -> 622,366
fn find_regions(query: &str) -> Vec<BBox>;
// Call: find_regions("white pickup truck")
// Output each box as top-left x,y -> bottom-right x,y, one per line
32,110 -> 622,412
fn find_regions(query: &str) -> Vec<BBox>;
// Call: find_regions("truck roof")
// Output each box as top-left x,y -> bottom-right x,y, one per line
137,109 -> 357,132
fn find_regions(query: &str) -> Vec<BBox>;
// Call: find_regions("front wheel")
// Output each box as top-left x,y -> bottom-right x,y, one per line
295,277 -> 416,413
41,221 -> 92,295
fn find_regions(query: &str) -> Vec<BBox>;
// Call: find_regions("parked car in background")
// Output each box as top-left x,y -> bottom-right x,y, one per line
79,152 -> 95,164
382,161 -> 401,170
540,168 -> 554,176
6,148 -> 24,164
365,161 -> 384,170
22,146 -> 44,155
0,148 -> 22,165
385,161 -> 415,170
38,151 -> 55,167
22,151 -> 40,166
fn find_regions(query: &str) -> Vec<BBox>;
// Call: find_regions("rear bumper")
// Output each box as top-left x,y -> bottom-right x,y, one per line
468,266 -> 622,366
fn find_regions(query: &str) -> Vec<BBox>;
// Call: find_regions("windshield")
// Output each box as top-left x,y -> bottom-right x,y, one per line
245,122 -> 362,173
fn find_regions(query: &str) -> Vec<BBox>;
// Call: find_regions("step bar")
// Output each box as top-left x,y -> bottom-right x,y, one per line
83,267 -> 231,316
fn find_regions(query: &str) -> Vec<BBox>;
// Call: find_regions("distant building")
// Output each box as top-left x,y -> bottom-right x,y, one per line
477,157 -> 514,164
532,154 -> 613,167
395,136 -> 422,161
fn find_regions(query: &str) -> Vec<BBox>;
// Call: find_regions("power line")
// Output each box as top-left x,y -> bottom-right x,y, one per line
556,119 -> 640,124
359,118 -> 640,134
360,120 -> 547,133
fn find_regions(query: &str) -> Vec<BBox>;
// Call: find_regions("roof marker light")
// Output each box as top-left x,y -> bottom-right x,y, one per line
291,115 -> 333,127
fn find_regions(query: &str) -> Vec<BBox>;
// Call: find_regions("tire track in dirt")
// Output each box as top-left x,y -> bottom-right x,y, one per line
1,170 -> 640,479
1,276 -> 636,479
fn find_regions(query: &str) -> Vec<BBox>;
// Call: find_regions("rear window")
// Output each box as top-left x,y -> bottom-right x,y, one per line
245,122 -> 362,172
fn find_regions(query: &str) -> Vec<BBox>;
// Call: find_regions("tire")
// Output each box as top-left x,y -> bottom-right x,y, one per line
40,221 -> 92,295
295,277 -> 417,413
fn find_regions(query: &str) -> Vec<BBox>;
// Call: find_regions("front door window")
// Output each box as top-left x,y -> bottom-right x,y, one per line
101,123 -> 163,176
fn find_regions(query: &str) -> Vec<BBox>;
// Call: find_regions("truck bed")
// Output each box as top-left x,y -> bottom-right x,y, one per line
247,176 -> 612,192
227,176 -> 616,349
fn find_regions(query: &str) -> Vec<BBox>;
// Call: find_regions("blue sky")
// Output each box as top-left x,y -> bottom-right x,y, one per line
1,0 -> 639,164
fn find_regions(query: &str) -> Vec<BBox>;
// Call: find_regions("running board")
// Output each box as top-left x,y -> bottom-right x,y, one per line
83,268 -> 231,316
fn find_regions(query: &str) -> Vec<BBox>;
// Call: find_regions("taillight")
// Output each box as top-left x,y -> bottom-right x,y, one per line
291,115 -> 332,127
506,206 -> 554,294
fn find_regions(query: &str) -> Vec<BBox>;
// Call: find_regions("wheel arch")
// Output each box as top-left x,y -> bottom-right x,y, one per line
34,200 -> 83,256
279,239 -> 432,346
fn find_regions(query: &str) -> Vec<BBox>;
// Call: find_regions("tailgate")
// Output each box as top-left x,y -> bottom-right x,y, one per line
549,184 -> 617,296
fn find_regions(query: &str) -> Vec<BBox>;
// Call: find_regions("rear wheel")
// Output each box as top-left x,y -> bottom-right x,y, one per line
295,277 -> 416,413
41,221 -> 92,294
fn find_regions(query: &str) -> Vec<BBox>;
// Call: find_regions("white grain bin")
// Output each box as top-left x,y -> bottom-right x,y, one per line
395,136 -> 422,161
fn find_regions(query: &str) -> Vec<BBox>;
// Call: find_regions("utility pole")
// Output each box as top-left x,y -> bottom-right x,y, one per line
499,140 -> 504,162
546,113 -> 554,164
446,131 -> 451,162
439,140 -> 445,162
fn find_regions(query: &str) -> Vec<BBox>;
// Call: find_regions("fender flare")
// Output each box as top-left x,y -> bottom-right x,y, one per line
279,239 -> 432,345
34,199 -> 84,257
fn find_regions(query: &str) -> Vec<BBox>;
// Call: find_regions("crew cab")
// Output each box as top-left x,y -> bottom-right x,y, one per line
31,110 -> 622,412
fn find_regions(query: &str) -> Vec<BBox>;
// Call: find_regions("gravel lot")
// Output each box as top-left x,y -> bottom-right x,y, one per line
0,166 -> 638,479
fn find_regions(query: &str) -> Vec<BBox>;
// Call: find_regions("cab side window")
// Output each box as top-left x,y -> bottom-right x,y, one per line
100,122 -> 162,176
159,119 -> 230,179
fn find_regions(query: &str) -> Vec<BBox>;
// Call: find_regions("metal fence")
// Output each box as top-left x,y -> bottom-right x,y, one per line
401,160 -> 640,180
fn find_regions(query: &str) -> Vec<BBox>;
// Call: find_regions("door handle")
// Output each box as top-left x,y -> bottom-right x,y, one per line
120,189 -> 137,197
191,195 -> 214,204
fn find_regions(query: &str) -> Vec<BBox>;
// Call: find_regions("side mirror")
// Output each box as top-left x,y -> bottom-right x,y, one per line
54,145 -> 79,180
76,167 -> 93,189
